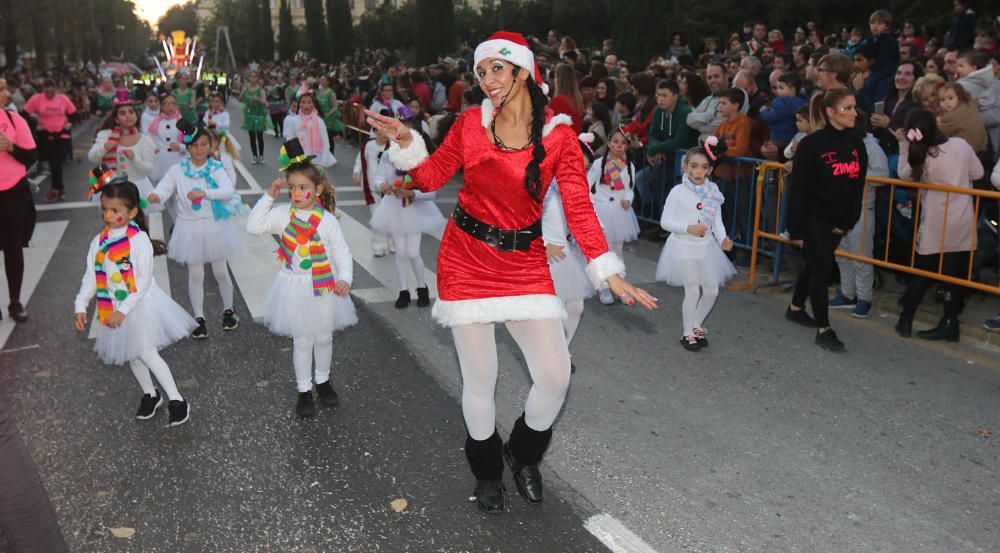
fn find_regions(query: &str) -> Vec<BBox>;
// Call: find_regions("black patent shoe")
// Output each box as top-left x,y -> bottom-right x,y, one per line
473,480 -> 506,513
503,443 -> 543,503
895,318 -> 912,338
8,301 -> 27,323
680,335 -> 701,352
394,290 -> 411,309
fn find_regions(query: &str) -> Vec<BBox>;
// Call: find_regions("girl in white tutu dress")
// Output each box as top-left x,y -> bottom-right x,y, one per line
543,179 -> 596,373
148,119 -> 243,339
657,141 -> 736,352
370,114 -> 446,309
588,127 -> 640,304
74,175 -> 195,427
246,138 -> 357,418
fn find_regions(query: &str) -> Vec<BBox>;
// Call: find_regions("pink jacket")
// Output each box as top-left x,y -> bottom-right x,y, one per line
0,110 -> 36,191
898,137 -> 984,255
23,92 -> 76,133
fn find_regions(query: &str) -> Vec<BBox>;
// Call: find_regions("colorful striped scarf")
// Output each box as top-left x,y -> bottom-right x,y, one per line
95,222 -> 140,325
602,157 -> 628,191
683,175 -> 725,233
275,207 -> 337,297
102,126 -> 138,172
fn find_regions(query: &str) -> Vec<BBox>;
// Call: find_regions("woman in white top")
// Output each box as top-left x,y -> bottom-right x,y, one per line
147,93 -> 186,183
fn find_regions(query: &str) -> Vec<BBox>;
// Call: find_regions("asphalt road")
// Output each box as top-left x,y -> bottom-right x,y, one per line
1,105 -> 997,553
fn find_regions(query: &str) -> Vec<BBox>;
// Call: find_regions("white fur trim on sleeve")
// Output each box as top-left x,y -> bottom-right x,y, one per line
585,252 -> 626,288
386,130 -> 429,171
431,294 -> 566,327
542,114 -> 573,138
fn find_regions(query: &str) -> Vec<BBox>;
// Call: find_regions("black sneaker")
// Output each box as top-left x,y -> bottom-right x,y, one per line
394,290 -> 411,309
296,391 -> 316,418
815,329 -> 846,352
785,306 -> 819,328
316,381 -> 339,407
191,317 -> 208,339
693,327 -> 709,348
166,400 -> 190,427
135,392 -> 163,420
680,335 -> 701,352
222,309 -> 239,331
8,301 -> 27,323
416,286 -> 430,307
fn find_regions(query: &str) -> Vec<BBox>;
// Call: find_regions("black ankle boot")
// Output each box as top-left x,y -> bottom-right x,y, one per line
394,290 -> 411,309
465,431 -> 505,512
895,317 -> 912,338
916,317 -> 960,342
416,286 -> 430,307
505,415 -> 552,504
8,301 -> 27,323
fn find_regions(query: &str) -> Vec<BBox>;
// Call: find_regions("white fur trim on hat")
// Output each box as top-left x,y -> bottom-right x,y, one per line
585,251 -> 626,288
431,294 -> 566,327
386,129 -> 429,171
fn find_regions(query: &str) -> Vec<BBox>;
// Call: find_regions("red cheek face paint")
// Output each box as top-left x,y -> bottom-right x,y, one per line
116,216 -> 124,224
303,192 -> 311,200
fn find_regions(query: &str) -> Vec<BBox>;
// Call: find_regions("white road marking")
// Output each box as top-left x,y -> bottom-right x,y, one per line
226,217 -> 281,319
0,343 -> 40,354
233,160 -> 262,191
584,514 -> 661,553
0,221 -> 69,349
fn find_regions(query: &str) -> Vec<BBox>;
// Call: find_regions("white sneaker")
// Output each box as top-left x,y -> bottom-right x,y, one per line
387,239 -> 396,254
372,246 -> 386,257
599,288 -> 615,305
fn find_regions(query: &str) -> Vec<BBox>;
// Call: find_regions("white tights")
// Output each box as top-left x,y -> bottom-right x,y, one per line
681,285 -> 719,337
129,348 -> 182,401
187,260 -> 235,319
391,231 -> 426,291
453,318 -> 571,440
292,334 -> 334,392
563,299 -> 584,345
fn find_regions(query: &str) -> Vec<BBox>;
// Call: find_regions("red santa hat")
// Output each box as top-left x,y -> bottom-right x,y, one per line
474,31 -> 549,95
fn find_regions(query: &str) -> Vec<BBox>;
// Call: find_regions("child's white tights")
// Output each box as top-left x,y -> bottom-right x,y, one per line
292,334 -> 334,393
453,319 -> 571,440
391,231 -> 426,291
563,299 -> 584,345
681,285 -> 719,337
129,349 -> 182,401
187,260 -> 235,319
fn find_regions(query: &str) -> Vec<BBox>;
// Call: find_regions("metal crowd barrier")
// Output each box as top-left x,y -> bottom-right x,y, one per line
734,161 -> 1000,295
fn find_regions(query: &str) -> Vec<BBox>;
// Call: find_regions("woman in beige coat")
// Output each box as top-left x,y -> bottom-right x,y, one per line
895,108 -> 984,342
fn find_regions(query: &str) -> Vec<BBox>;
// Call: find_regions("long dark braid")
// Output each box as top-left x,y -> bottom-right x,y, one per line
524,78 -> 548,202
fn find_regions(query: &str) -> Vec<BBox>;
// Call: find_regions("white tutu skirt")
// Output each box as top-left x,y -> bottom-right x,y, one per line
369,196 -> 446,235
655,236 -> 737,287
93,285 -> 197,365
595,200 -> 640,244
260,270 -> 359,338
168,216 -> 243,265
549,243 -> 596,301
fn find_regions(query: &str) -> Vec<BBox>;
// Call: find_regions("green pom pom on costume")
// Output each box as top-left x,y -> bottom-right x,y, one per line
114,289 -> 128,301
277,147 -> 291,170
89,176 -> 98,186
299,259 -> 312,270
139,197 -> 149,209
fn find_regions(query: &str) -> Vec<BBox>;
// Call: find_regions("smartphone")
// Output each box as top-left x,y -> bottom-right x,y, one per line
874,101 -> 885,116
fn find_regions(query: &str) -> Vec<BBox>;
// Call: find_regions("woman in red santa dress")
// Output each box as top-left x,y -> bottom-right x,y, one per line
366,31 -> 657,513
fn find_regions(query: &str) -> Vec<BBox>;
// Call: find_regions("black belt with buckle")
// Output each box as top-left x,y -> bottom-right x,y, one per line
452,204 -> 541,252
